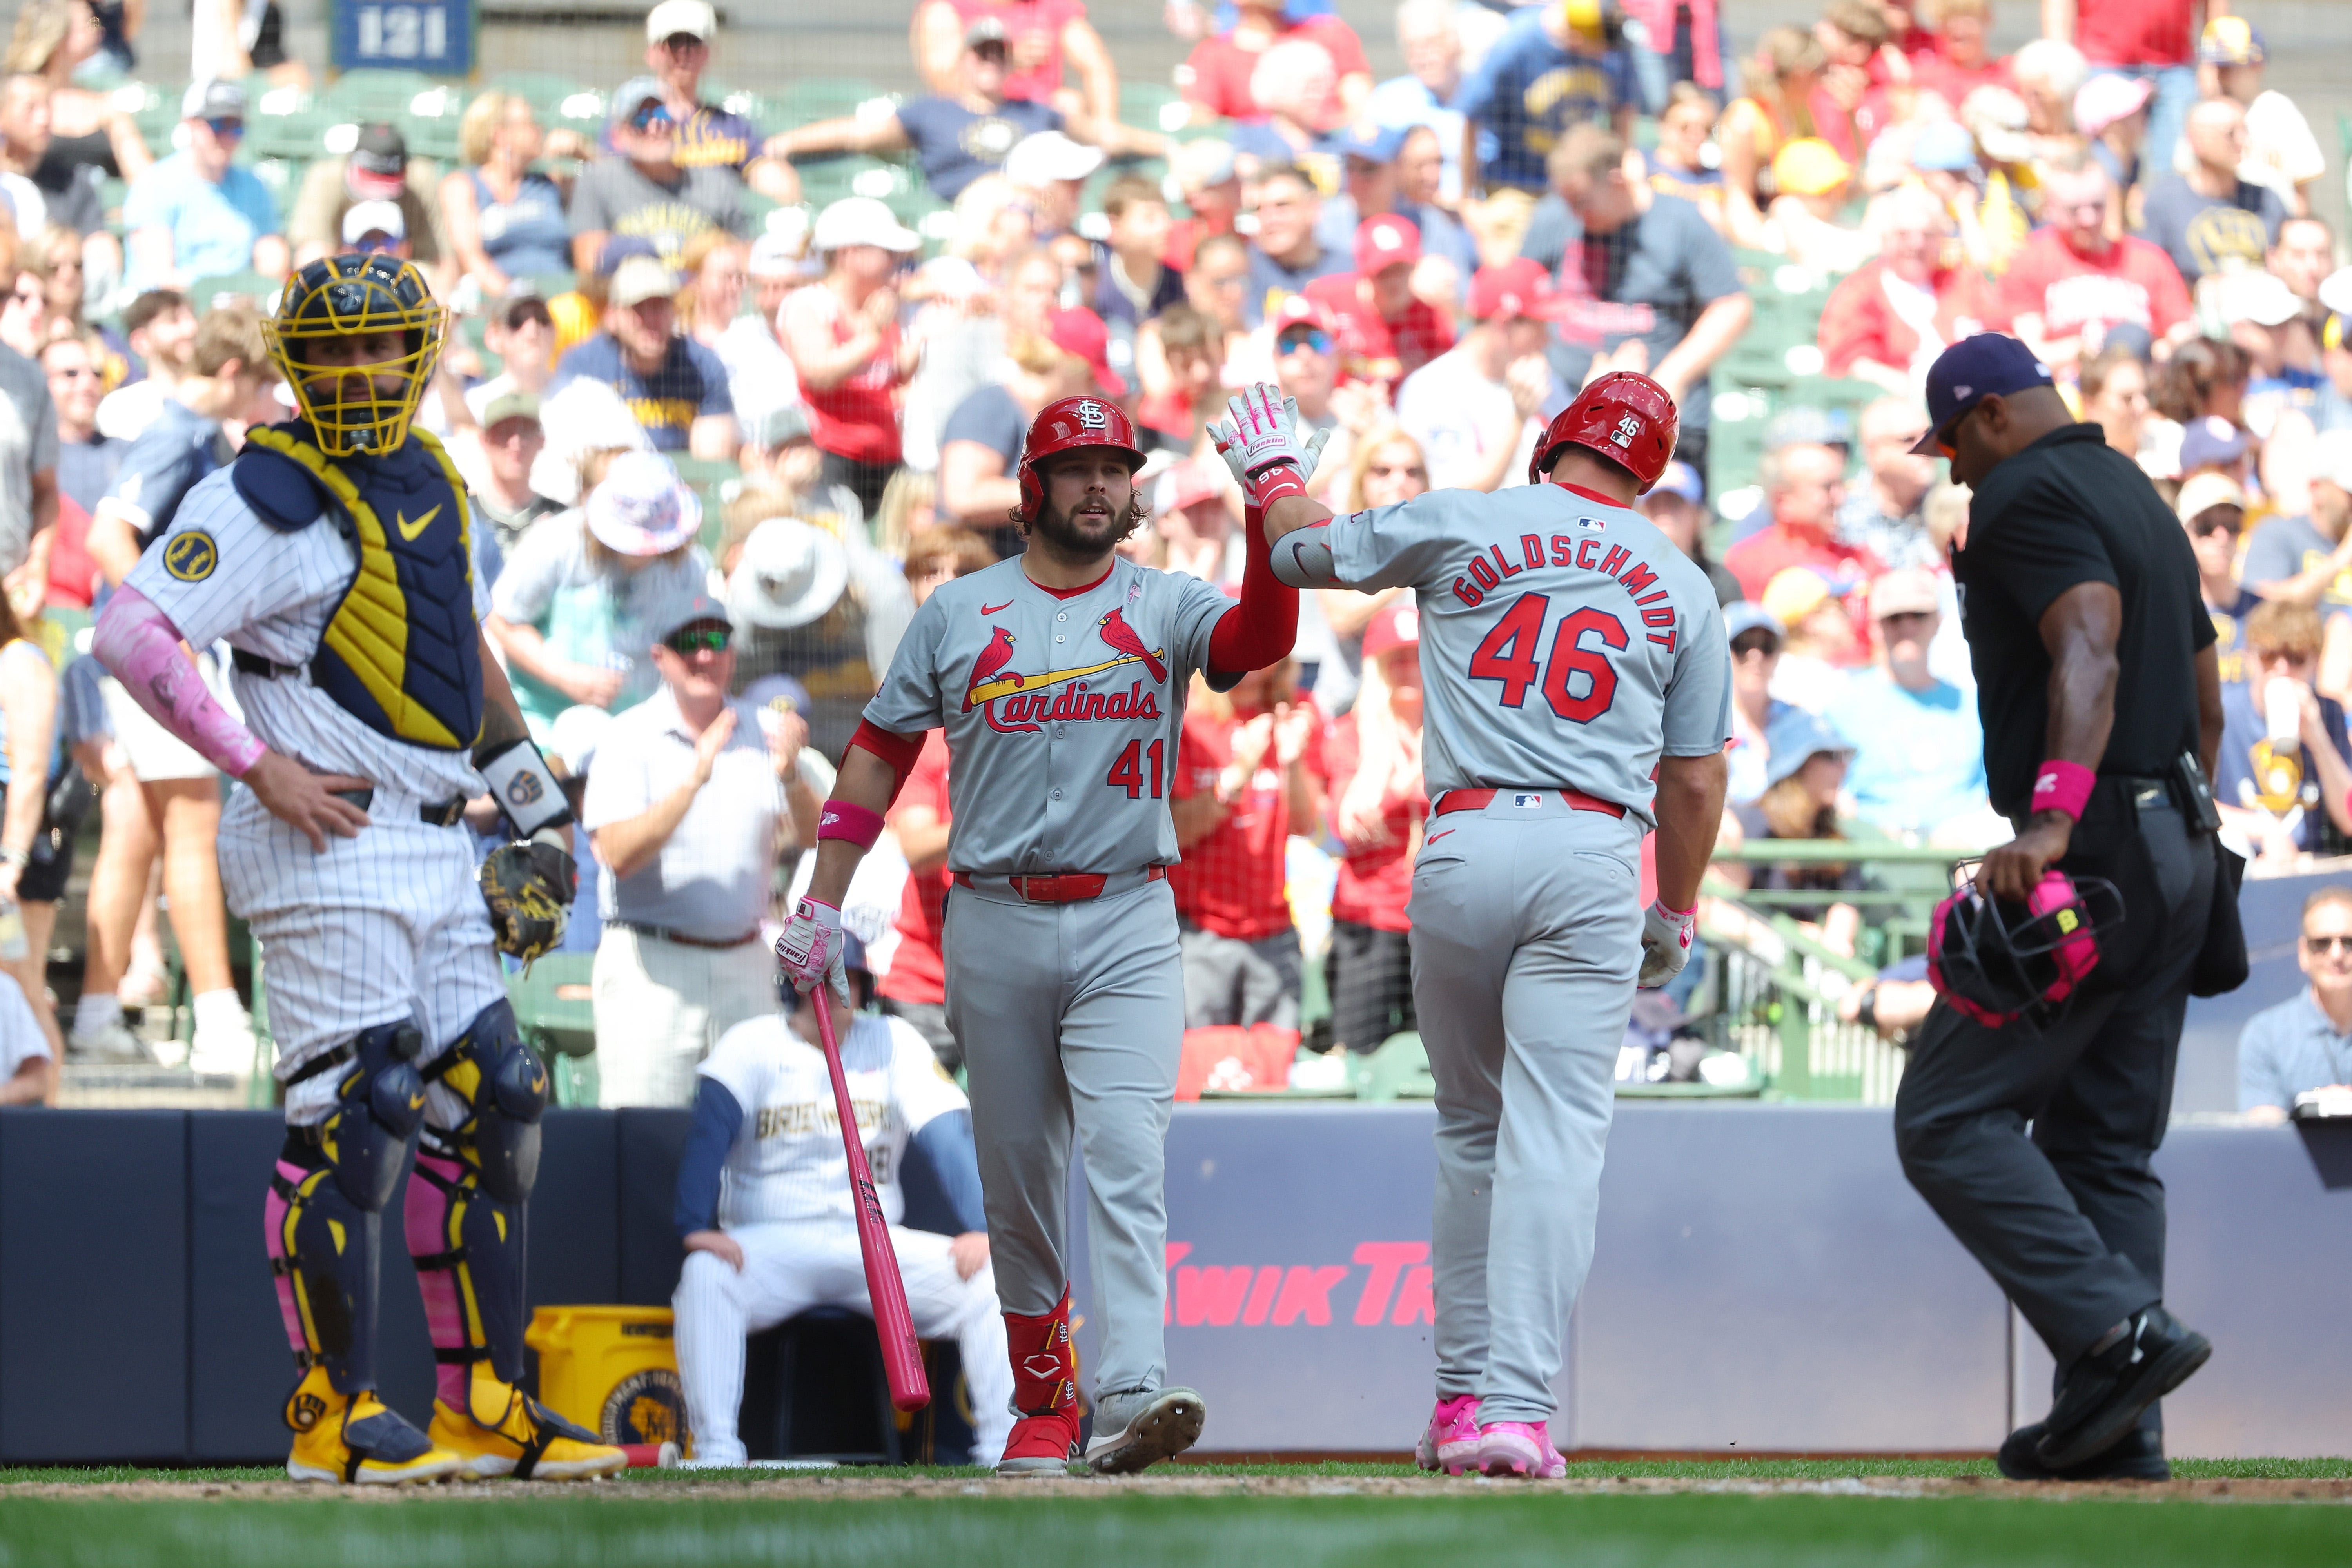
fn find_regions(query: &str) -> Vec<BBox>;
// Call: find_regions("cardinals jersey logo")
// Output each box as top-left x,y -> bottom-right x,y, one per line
962,602 -> 1168,732
1074,399 -> 1110,430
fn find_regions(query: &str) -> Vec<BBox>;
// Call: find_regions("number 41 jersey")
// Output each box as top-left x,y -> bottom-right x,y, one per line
865,554 -> 1236,876
1324,482 -> 1732,827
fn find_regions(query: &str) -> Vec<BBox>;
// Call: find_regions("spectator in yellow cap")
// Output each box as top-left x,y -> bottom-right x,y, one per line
2196,16 -> 2323,218
1766,138 -> 1871,272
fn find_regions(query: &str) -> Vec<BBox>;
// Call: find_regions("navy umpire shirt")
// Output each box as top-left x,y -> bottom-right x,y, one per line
1954,422 -> 2212,818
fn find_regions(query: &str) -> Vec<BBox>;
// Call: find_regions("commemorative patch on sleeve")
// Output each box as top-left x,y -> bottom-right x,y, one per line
162,531 -> 218,582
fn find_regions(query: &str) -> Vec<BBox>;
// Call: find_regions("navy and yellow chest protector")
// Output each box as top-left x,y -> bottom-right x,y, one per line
230,420 -> 484,750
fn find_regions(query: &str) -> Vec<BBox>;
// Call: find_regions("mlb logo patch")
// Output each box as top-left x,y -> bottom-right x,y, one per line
1513,793 -> 1545,808
1577,515 -> 1607,531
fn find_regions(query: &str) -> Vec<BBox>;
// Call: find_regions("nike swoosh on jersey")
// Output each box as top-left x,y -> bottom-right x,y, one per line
395,503 -> 442,541
981,600 -> 1014,615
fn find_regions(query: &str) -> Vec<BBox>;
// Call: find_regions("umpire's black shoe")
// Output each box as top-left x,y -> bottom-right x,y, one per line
2034,1306 -> 2210,1472
1997,1421 -> 2170,1482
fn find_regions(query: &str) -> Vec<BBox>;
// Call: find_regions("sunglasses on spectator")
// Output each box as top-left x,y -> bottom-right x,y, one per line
349,233 -> 402,254
2304,934 -> 2352,953
658,32 -> 706,52
205,116 -> 245,140
2189,515 -> 2239,538
2255,645 -> 2315,668
665,626 -> 731,655
1730,633 -> 1780,659
1277,327 -> 1332,356
1367,462 -> 1425,480
1877,609 -> 1935,626
629,103 -> 674,135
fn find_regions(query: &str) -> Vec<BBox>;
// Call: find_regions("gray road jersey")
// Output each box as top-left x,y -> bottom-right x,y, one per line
865,555 -> 1232,874
1325,483 -> 1733,826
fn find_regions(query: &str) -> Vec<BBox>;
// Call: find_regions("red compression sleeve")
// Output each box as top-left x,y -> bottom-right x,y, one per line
846,719 -> 927,805
1207,501 -> 1300,674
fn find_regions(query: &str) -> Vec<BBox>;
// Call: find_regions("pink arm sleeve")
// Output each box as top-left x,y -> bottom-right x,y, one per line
91,586 -> 267,778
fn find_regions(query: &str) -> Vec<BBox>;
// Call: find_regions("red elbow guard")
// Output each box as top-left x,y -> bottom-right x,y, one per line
848,719 -> 927,801
1208,502 -> 1299,673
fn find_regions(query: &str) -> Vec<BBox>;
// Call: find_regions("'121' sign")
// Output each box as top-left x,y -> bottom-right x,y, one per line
333,1 -> 475,76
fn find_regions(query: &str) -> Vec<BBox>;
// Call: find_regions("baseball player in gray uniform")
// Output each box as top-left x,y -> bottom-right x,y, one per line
1215,375 -> 1731,1477
776,395 -> 1303,1475
92,256 -> 622,1485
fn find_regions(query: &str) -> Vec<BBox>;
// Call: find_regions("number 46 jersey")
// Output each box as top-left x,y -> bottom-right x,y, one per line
1323,482 -> 1732,827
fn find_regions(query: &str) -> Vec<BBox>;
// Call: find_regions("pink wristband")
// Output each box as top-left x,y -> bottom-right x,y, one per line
1250,461 -> 1310,507
816,799 -> 884,849
2031,759 -> 2096,822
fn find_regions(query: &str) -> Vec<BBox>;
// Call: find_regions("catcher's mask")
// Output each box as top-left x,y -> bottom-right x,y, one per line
263,254 -> 446,457
1927,866 -> 2124,1029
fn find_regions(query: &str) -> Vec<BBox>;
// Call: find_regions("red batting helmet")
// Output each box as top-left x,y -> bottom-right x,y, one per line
1528,370 -> 1680,492
1018,395 -> 1145,521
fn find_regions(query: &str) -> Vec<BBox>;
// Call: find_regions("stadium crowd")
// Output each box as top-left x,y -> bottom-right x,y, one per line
0,0 -> 2345,1117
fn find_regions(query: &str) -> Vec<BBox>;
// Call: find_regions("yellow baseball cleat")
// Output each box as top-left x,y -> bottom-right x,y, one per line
429,1369 -> 627,1481
283,1367 -> 462,1485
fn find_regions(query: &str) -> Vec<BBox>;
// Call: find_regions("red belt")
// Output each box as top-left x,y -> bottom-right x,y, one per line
954,866 -> 1169,903
1436,788 -> 1625,820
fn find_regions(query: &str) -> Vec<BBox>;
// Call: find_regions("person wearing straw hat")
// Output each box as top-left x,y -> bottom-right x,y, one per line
724,512 -> 914,760
486,447 -> 715,740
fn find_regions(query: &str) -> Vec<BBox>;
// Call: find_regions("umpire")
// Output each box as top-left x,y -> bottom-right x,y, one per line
1894,336 -> 2232,1482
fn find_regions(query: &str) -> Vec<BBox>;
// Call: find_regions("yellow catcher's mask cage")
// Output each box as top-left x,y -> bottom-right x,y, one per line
263,254 -> 446,457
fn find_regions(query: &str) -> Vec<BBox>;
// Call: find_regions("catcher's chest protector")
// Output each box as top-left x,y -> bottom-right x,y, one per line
234,421 -> 486,750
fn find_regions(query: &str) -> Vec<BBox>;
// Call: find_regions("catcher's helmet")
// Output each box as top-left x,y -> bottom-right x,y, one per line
1528,370 -> 1679,492
1927,868 -> 2123,1028
263,254 -> 446,457
1018,394 -> 1144,521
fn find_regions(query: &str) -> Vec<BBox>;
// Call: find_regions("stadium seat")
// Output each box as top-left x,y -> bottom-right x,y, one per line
320,67 -> 439,123
187,271 -> 282,315
1349,1031 -> 1435,1102
505,952 -> 597,1063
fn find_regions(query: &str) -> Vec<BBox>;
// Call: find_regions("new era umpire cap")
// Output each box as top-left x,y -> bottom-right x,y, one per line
1913,334 -> 2054,454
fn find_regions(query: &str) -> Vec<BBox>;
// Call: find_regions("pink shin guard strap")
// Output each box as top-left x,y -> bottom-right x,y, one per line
2031,759 -> 2096,822
263,1159 -> 308,1358
405,1151 -> 470,1408
93,587 -> 266,777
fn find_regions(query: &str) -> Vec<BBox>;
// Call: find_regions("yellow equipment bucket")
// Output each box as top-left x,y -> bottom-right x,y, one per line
525,1305 -> 690,1452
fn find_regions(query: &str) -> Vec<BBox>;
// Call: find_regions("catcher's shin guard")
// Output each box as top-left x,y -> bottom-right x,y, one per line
408,1002 -> 548,1403
265,1020 -> 427,1393
997,1286 -> 1084,1475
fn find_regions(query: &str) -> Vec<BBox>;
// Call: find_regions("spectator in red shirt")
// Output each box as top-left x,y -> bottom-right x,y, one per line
1179,0 -> 1370,131
2049,0 -> 2208,178
911,0 -> 1119,130
1134,299 -> 1229,454
1906,0 -> 2013,113
1725,439 -> 1885,604
1993,154 -> 2194,373
1170,658 -> 1326,1029
782,198 -> 925,514
875,526 -> 998,1068
1324,602 -> 1425,1056
1819,185 -> 1998,393
1303,214 -> 1456,396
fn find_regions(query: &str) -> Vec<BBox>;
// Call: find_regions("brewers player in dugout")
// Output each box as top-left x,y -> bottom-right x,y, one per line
91,256 -> 625,1485
1230,374 -> 1731,1479
778,394 -> 1301,1475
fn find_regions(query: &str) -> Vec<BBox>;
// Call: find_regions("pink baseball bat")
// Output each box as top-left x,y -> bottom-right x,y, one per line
809,981 -> 931,1412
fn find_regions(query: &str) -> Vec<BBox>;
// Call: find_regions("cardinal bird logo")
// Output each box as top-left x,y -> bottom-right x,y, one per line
1096,607 -> 1168,683
965,624 -> 1024,706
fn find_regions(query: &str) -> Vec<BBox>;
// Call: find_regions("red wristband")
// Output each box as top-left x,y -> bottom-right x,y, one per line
1250,461 -> 1310,507
2031,759 -> 2096,822
816,799 -> 884,849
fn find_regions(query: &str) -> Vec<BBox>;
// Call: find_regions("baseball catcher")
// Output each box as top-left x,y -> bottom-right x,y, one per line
91,255 -> 622,1484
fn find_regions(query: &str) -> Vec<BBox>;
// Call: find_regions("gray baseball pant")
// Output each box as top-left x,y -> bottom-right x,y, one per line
944,872 -> 1184,1402
1410,793 -> 1644,1425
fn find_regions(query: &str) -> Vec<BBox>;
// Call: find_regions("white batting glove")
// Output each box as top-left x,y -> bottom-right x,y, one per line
775,897 -> 851,1008
1210,385 -> 1330,506
1637,899 -> 1696,989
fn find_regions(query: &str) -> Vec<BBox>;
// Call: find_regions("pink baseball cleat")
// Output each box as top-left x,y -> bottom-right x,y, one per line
1414,1395 -> 1481,1472
1456,1421 -> 1567,1479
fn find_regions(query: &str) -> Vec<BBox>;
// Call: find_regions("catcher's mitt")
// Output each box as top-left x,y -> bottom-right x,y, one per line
481,837 -> 575,964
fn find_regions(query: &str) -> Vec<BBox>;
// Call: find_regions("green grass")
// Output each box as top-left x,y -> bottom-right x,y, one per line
1,1492 -> 2350,1568
8,1457 -> 2352,1485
